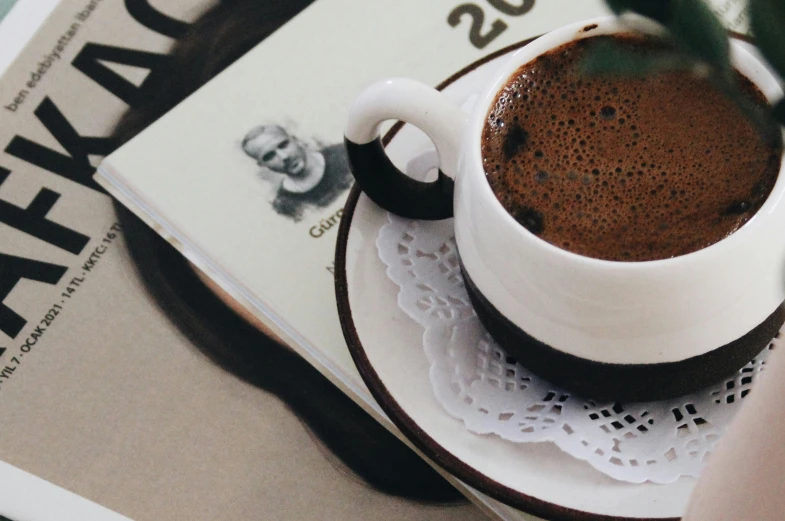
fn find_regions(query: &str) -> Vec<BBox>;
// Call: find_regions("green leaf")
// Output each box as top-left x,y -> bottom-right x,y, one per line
707,73 -> 778,138
773,98 -> 785,126
578,41 -> 695,76
606,0 -> 672,22
668,0 -> 732,80
750,0 -> 785,81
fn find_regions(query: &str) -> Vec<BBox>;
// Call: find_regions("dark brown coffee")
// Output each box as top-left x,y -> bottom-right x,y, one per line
482,35 -> 782,262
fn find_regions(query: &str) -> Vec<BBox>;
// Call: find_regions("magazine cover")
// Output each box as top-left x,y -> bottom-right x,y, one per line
0,1 -> 505,520
100,0 -> 751,407
96,0 -> 753,518
99,0 -> 611,429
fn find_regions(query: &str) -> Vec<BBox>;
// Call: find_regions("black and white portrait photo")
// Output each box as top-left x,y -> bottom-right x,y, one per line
242,124 -> 353,222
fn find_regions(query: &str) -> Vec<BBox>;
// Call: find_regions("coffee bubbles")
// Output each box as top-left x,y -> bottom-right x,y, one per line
481,35 -> 781,262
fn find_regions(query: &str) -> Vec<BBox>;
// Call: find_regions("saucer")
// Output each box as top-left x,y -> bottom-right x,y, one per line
335,41 -> 697,520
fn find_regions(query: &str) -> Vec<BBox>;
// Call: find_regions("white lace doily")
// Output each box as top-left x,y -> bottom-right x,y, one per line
377,214 -> 777,484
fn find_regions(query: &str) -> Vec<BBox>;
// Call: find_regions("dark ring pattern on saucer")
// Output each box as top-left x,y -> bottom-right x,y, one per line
337,32 -> 759,520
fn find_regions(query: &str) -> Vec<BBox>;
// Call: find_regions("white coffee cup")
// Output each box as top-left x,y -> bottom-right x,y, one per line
344,16 -> 785,400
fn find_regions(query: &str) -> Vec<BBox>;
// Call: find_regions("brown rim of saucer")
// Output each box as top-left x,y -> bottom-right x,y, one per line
334,32 -> 764,520
336,197 -> 665,521
114,28 -> 755,518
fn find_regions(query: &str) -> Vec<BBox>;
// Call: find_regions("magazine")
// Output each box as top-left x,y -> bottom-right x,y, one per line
96,0 -> 751,518
99,0 -> 607,430
0,1 -> 507,521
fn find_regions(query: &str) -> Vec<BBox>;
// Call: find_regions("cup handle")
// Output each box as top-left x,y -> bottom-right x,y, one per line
344,78 -> 468,220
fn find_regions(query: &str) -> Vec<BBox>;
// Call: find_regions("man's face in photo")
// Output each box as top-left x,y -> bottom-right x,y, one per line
245,127 -> 309,177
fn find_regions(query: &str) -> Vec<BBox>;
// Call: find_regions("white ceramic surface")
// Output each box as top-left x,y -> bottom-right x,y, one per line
340,47 -> 695,519
345,16 -> 785,365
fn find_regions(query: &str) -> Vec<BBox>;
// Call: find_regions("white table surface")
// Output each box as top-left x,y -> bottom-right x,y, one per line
0,0 -> 61,75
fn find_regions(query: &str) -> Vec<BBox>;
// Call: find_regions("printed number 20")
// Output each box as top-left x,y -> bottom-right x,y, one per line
448,0 -> 535,50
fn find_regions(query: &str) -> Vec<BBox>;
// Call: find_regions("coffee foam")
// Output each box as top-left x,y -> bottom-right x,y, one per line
482,35 -> 781,262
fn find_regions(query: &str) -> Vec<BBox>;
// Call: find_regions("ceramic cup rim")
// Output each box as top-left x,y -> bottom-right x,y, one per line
462,14 -> 785,270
